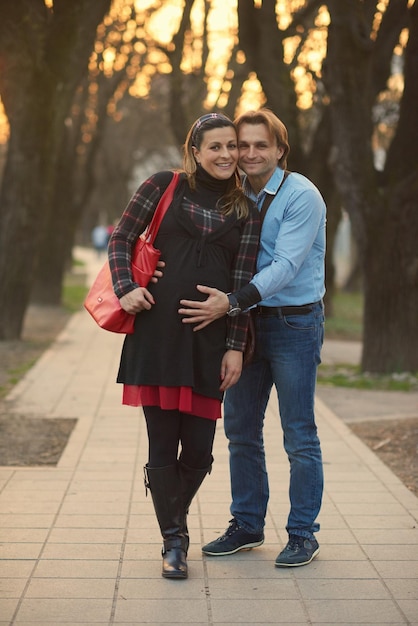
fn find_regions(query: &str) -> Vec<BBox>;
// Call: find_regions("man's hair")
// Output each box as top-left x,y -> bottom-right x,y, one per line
234,108 -> 290,169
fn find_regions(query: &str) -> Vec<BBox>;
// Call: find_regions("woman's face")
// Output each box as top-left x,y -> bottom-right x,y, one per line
192,126 -> 238,180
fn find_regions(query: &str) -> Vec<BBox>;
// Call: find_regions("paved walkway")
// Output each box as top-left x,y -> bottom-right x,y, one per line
1,248 -> 417,626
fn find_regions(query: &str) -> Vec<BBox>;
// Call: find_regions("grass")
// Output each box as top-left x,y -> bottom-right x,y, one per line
62,282 -> 88,312
324,290 -> 363,341
6,360 -> 37,387
320,290 -> 418,391
317,364 -> 418,392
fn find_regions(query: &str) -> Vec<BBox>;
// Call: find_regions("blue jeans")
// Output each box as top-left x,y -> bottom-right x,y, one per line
224,301 -> 324,541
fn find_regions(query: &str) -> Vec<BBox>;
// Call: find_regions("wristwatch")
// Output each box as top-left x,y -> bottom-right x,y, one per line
226,293 -> 242,317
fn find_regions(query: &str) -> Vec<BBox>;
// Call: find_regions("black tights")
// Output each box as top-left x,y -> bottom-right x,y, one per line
143,406 -> 216,469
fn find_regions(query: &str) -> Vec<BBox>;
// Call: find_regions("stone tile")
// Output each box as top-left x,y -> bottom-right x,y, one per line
211,598 -> 307,623
5,479 -> 69,492
118,578 -> 207,599
205,559 -> 291,580
343,514 -> 417,529
41,543 -> 122,560
112,618 -> 209,626
25,578 -> 115,598
34,559 -> 119,578
71,470 -> 133,481
0,578 -> 27,598
0,514 -> 55,528
396,599 -> 418,623
0,528 -> 49,542
335,502 -> 409,516
120,559 -> 166,580
0,490 -> 64,502
54,514 -> 126,528
0,600 -> 18,622
68,480 -> 132,492
330,491 -> 402,504
385,578 -> 418,599
326,481 -> 387,493
290,560 -> 378,579
373,560 -> 418,579
208,578 -> 298,599
315,543 -> 367,561
362,544 -> 418,560
0,561 -> 35,578
16,598 -> 113,622
59,501 -> 129,515
114,598 -> 208,622
0,501 -> 61,514
47,528 -> 125,544
353,529 -> 418,544
63,490 -> 129,503
306,598 -> 405,623
9,619 -> 110,626
0,542 -> 43,560
297,578 -> 391,599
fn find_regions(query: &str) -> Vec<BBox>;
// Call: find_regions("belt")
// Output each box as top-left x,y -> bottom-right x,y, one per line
255,301 -> 320,317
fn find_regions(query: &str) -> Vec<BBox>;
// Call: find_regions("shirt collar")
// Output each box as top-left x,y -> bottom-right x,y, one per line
243,166 -> 284,202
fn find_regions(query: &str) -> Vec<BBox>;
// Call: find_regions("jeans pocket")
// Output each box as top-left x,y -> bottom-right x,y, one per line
283,314 -> 315,331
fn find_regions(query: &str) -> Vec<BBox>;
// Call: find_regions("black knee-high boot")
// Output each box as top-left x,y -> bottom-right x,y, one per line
178,457 -> 213,548
144,464 -> 188,579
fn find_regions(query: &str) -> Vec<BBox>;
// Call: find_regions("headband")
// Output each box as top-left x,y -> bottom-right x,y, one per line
191,113 -> 231,145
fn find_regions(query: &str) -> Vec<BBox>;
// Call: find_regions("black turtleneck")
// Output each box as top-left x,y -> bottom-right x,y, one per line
184,165 -> 234,208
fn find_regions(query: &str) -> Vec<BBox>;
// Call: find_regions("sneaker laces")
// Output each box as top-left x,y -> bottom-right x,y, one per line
222,518 -> 240,538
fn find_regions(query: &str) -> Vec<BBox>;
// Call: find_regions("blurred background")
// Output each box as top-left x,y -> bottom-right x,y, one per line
0,0 -> 417,376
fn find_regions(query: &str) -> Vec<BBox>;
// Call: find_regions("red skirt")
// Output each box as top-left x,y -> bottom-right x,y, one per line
122,385 -> 222,421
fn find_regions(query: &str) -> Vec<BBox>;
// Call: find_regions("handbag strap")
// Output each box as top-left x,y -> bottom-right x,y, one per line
259,170 -> 290,225
144,171 -> 180,244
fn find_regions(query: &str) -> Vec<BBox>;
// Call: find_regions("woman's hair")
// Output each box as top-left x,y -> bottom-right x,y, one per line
234,108 -> 290,169
183,113 -> 249,219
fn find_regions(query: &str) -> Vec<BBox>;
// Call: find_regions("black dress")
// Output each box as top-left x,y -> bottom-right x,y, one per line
110,168 -> 260,416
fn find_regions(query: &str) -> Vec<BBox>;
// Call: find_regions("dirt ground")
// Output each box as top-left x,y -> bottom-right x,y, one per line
0,305 -> 417,498
0,305 -> 73,466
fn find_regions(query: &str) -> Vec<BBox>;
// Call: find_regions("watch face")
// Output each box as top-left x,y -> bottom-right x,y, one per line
228,306 -> 241,317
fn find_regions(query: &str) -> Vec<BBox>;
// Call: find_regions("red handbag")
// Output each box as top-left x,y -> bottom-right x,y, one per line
84,171 -> 180,333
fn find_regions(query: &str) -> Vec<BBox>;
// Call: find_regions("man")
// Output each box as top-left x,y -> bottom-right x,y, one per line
178,108 -> 326,567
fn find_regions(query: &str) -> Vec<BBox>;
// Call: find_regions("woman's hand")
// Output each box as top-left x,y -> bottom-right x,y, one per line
119,287 -> 155,314
219,349 -> 243,391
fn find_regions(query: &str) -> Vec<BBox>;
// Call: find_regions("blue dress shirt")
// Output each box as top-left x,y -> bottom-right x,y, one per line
244,167 -> 326,307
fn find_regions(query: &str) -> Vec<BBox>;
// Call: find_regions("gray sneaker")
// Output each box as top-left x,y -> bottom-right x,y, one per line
275,534 -> 319,567
202,518 -> 264,556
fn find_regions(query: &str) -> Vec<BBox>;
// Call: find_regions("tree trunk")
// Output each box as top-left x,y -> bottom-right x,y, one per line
237,1 -> 305,170
362,175 -> 418,372
0,0 -> 111,338
326,0 -> 418,372
363,2 -> 418,372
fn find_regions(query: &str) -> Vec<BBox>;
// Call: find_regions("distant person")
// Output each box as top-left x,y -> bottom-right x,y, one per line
91,224 -> 109,257
178,108 -> 326,567
108,113 -> 260,579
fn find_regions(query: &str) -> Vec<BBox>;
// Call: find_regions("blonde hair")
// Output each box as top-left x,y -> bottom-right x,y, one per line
182,113 -> 250,219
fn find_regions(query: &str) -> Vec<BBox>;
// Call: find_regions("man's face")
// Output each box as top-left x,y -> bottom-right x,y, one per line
238,123 -> 284,187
